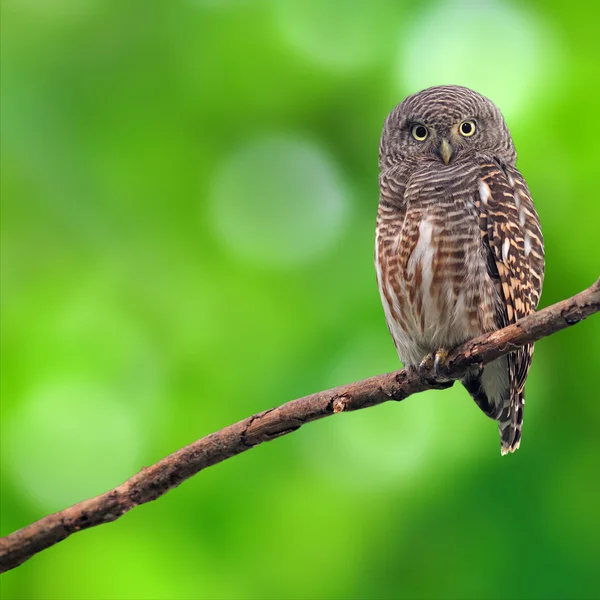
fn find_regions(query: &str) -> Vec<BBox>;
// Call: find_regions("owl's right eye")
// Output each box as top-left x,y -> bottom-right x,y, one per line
411,124 -> 428,141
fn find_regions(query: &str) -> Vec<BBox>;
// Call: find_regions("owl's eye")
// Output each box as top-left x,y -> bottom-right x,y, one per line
411,124 -> 428,141
459,120 -> 476,137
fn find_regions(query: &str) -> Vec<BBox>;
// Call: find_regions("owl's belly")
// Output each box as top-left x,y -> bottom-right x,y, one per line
376,215 -> 498,366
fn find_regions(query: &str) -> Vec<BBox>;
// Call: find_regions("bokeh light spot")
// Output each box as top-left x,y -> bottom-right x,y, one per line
4,383 -> 143,511
209,135 -> 348,268
302,331 -> 486,490
273,0 -> 401,71
398,0 -> 562,119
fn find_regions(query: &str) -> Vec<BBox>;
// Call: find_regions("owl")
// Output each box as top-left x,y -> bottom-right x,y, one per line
375,85 -> 544,454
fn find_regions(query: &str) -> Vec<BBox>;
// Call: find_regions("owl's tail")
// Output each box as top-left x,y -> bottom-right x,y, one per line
498,391 -> 524,455
461,360 -> 524,455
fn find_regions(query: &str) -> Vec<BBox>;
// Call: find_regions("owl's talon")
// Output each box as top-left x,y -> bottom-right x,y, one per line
418,349 -> 453,388
417,353 -> 434,379
433,348 -> 449,379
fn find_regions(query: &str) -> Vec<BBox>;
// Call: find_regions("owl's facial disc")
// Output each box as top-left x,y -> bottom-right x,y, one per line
438,138 -> 453,165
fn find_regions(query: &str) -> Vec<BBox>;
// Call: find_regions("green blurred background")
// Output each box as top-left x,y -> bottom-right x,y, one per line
1,0 -> 599,598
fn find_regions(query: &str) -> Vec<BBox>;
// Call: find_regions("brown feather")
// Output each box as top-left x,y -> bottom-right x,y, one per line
477,161 -> 545,452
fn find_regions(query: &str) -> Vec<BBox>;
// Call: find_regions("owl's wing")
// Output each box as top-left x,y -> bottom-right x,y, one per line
377,164 -> 409,242
476,161 -> 544,452
376,165 -> 409,350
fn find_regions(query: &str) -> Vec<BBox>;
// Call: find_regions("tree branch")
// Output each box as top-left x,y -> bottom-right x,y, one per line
1,279 -> 599,573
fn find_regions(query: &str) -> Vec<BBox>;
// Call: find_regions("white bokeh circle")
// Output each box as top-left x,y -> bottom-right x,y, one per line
273,0 -> 401,72
209,135 -> 348,268
4,382 -> 143,511
397,0 -> 562,119
301,330 -> 489,490
302,332 -> 438,489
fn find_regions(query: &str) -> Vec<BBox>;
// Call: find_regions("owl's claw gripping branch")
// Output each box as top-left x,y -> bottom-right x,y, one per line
1,279 -> 599,574
433,349 -> 449,378
417,353 -> 435,378
417,348 -> 453,388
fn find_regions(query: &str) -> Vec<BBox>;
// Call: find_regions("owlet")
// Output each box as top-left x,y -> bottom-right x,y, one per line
375,85 -> 544,454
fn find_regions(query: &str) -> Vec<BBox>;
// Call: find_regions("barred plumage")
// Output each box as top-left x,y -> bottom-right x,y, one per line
375,85 -> 544,454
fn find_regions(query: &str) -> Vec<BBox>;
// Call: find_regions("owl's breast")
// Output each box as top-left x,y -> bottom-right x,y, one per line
376,197 -> 498,365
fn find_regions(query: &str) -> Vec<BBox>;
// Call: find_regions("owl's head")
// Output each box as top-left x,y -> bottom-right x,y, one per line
379,85 -> 516,171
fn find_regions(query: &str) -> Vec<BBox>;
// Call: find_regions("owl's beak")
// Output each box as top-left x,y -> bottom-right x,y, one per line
439,138 -> 453,165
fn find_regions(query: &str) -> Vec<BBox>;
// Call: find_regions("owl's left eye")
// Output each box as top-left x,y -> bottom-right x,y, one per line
459,120 -> 476,137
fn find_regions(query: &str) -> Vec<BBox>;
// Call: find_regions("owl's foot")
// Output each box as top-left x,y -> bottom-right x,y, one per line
418,348 -> 453,388
418,348 -> 449,378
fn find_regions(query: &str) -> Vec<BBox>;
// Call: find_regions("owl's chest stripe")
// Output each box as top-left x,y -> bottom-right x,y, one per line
390,205 -> 491,338
406,217 -> 459,331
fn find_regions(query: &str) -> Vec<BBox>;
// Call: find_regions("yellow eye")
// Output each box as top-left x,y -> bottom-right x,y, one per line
459,120 -> 476,137
411,124 -> 428,141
